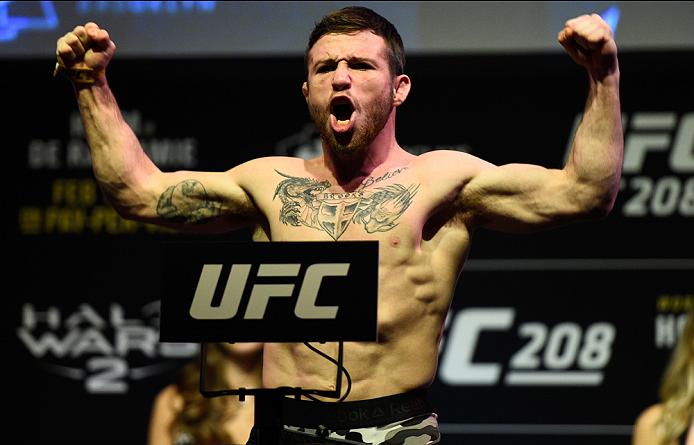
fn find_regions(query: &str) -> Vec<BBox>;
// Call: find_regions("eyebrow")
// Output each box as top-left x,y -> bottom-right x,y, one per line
312,56 -> 380,69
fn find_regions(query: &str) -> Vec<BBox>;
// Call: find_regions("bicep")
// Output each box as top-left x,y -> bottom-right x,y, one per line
132,168 -> 261,233
460,163 -> 590,232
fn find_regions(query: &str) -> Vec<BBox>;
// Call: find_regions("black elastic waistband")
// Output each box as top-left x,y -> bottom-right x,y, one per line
280,390 -> 432,430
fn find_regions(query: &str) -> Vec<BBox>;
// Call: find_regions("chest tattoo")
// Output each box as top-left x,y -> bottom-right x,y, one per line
273,170 -> 419,240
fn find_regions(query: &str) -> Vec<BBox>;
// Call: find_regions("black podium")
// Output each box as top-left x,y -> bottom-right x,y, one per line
160,241 -> 379,444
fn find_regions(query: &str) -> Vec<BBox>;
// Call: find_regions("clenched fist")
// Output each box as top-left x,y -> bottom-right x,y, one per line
558,14 -> 618,80
55,22 -> 115,84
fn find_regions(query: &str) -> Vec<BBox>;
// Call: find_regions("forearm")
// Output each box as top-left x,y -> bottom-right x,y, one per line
566,69 -> 624,214
75,79 -> 160,217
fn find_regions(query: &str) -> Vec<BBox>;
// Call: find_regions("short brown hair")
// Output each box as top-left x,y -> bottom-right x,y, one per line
305,6 -> 405,76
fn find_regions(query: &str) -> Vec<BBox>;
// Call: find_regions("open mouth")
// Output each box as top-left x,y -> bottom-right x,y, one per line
329,97 -> 356,131
332,102 -> 353,121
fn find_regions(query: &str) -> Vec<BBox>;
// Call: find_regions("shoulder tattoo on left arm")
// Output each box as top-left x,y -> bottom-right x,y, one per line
156,179 -> 222,224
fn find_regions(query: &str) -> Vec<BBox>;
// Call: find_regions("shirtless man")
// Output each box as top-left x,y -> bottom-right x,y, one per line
55,6 -> 623,445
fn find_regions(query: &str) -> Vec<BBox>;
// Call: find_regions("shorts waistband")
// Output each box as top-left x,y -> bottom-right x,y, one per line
280,390 -> 432,430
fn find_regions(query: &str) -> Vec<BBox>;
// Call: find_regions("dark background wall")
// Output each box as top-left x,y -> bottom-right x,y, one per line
3,2 -> 693,444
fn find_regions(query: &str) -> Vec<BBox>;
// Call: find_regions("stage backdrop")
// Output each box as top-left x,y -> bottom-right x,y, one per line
4,51 -> 693,444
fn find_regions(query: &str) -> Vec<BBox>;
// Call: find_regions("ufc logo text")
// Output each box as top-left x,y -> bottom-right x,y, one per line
188,263 -> 350,320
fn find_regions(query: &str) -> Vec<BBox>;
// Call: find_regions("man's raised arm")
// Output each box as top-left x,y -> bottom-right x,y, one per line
55,23 -> 260,233
456,13 -> 623,233
558,13 -> 623,214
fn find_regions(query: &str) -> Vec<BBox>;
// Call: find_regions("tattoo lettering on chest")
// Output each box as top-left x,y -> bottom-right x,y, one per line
273,170 -> 419,240
356,166 -> 409,190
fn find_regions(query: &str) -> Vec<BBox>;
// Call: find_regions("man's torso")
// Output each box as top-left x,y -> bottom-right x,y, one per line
237,151 -> 475,400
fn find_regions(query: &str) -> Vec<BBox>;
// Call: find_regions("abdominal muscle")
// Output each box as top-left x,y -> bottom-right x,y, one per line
261,239 -> 462,401
251,173 -> 471,401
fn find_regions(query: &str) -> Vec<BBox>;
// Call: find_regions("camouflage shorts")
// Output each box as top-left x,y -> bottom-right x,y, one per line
283,413 -> 441,444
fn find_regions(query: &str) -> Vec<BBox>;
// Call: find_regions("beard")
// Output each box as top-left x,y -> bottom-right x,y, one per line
308,90 -> 394,158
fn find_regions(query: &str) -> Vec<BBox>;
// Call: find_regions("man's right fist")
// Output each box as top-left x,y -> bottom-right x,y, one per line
55,22 -> 115,82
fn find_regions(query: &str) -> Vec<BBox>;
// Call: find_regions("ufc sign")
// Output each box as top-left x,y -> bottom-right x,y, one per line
189,263 -> 349,320
160,241 -> 378,343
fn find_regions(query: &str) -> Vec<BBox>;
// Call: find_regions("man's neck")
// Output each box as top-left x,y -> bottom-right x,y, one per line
321,118 -> 407,187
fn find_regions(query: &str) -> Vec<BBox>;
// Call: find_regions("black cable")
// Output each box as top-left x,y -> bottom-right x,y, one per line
302,342 -> 352,402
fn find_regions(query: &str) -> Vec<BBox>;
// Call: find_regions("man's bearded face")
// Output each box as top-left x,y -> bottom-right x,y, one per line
308,83 -> 393,157
304,31 -> 397,158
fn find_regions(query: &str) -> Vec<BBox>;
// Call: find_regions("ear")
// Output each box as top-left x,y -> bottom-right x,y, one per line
302,81 -> 309,103
392,74 -> 411,107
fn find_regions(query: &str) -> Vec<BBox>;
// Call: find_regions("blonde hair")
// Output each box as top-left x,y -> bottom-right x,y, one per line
657,308 -> 694,444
